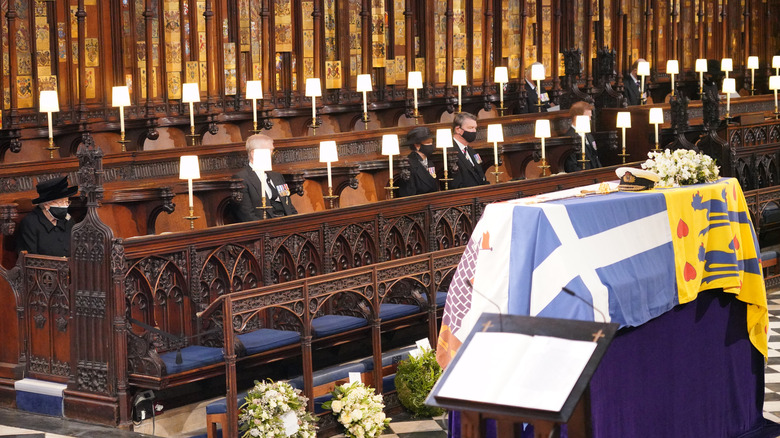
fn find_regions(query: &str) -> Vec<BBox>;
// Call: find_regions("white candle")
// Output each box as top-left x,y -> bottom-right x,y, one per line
259,168 -> 268,200
541,137 -> 546,160
621,128 -> 626,154
188,178 -> 194,208
654,123 -> 659,146
671,73 -> 675,94
312,96 -> 317,121
699,71 -> 703,93
362,91 -> 368,116
640,76 -> 645,101
388,155 -> 393,180
581,135 -> 586,155
457,85 -> 462,109
442,144 -> 448,173
326,161 -> 332,189
751,69 -> 755,89
413,88 -> 418,112
499,85 -> 504,107
47,112 -> 53,139
727,92 -> 731,115
252,99 -> 257,124
189,101 -> 195,130
119,106 -> 125,134
493,142 -> 499,169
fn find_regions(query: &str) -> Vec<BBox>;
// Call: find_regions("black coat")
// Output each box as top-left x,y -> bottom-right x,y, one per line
451,140 -> 488,189
233,165 -> 298,222
522,81 -> 550,113
623,75 -> 643,106
17,206 -> 73,257
563,126 -> 602,173
398,151 -> 439,197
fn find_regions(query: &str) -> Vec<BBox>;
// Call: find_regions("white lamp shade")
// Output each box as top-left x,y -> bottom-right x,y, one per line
436,128 -> 452,149
773,56 -> 780,69
616,112 -> 632,128
381,134 -> 400,156
305,78 -> 322,97
666,60 -> 679,75
182,83 -> 200,103
649,107 -> 664,124
770,76 -> 780,91
494,66 -> 508,83
356,74 -> 372,92
574,115 -> 591,134
39,90 -> 59,112
721,58 -> 733,72
747,56 -> 759,70
112,86 -> 131,107
319,140 -> 338,162
179,155 -> 201,180
487,124 -> 504,143
408,71 -> 423,89
695,59 -> 708,73
534,119 -> 551,138
246,80 -> 263,99
452,69 -> 467,86
252,148 -> 273,171
637,61 -> 650,76
531,63 -> 546,81
722,77 -> 737,94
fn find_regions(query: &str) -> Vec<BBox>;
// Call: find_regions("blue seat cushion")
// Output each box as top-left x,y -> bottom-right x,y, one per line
381,345 -> 417,367
382,374 -> 396,393
424,291 -> 448,307
206,391 -> 248,415
311,315 -> 367,337
379,303 -> 419,320
160,345 -> 223,375
761,250 -> 778,263
237,329 -> 301,356
288,359 -> 370,390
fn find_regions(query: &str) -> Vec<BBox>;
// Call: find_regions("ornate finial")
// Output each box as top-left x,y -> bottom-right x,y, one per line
563,49 -> 582,78
669,94 -> 690,133
76,133 -> 105,206
702,87 -> 721,131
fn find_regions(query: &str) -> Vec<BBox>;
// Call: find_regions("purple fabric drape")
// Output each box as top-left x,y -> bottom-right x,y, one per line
447,290 -> 780,438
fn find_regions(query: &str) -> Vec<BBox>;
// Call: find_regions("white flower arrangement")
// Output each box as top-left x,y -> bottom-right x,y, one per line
322,382 -> 391,438
239,380 -> 317,438
641,148 -> 720,186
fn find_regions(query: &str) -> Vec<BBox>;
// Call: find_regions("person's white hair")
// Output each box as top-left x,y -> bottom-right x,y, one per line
245,134 -> 274,158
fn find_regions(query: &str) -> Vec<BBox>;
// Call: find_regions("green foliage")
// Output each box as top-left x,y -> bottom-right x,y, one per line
395,348 -> 445,417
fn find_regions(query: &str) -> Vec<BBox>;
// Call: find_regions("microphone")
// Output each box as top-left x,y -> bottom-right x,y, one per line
470,285 -> 504,332
561,287 -> 607,323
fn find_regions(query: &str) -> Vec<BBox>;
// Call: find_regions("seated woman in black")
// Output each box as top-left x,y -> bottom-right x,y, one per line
398,127 -> 439,197
17,176 -> 78,257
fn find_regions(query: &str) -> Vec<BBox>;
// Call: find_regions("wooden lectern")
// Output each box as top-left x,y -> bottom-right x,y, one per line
427,313 -> 618,438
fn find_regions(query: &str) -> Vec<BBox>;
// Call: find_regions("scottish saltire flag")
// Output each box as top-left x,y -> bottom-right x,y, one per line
437,179 -> 768,368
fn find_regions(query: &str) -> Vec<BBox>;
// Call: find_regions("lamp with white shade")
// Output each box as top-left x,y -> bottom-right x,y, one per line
637,61 -> 650,104
531,63 -> 545,110
574,115 -> 591,170
408,71 -> 423,121
721,58 -> 733,78
452,69 -> 467,113
666,60 -> 679,95
246,80 -> 263,133
382,134 -> 400,197
39,90 -> 59,158
747,56 -> 759,95
179,155 -> 201,229
535,119 -> 551,176
616,112 -> 632,163
487,124 -> 504,183
112,86 -> 131,151
356,74 -> 372,124
770,76 -> 780,118
773,56 -> 780,76
182,83 -> 200,146
695,59 -> 708,96
319,140 -> 339,207
649,107 -> 664,151
722,77 -> 736,120
251,148 -> 274,218
306,78 -> 322,132
436,128 -> 453,190
495,66 -> 508,114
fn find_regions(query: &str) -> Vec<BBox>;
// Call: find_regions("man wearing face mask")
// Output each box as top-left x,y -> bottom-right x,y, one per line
451,112 -> 488,189
17,175 -> 78,257
398,126 -> 439,197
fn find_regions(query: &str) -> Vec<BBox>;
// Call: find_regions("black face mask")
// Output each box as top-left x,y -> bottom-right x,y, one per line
460,130 -> 477,143
419,143 -> 436,157
49,207 -> 68,221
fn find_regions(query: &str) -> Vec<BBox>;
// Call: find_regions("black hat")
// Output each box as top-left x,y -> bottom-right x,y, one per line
32,176 -> 78,204
616,167 -> 659,192
405,127 -> 434,146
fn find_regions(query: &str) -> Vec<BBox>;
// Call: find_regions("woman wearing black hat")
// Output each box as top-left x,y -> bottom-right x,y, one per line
398,127 -> 440,197
17,176 -> 78,257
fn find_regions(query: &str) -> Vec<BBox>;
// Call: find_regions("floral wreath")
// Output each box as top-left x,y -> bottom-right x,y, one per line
322,381 -> 391,438
239,379 -> 317,438
642,148 -> 720,187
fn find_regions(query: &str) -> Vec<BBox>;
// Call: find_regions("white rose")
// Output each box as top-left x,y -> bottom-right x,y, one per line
352,409 -> 363,420
331,399 -> 343,413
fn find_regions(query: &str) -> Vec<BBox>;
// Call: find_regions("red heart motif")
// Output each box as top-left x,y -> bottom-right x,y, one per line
733,185 -> 737,201
733,237 -> 740,250
684,262 -> 697,281
677,219 -> 689,238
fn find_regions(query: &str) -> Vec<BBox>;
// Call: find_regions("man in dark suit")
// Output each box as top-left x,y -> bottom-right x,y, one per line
623,59 -> 646,106
564,101 -> 602,172
522,62 -> 551,113
451,112 -> 488,189
233,134 -> 298,221
398,127 -> 439,197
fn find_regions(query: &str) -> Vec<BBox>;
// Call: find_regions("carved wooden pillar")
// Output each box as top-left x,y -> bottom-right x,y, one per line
484,0 -> 494,89
644,0 -> 652,61
519,0 -> 528,109
742,0 -> 750,80
615,1 -> 626,92
404,0 -> 414,75
312,0 -> 323,80
223,298 -> 238,438
551,0 -> 562,93
670,0 -> 678,61
361,0 -> 371,74
111,241 -> 130,427
65,139 -> 118,423
144,0 -> 155,118
697,0 -> 705,58
6,2 -> 18,127
260,0 -> 272,99
652,0 -> 659,73
585,0 -> 595,90
720,0 -> 727,59
205,0 -> 217,110
445,0 -> 454,90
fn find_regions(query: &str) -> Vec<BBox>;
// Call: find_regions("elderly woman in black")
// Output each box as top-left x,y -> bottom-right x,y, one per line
17,176 -> 78,257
